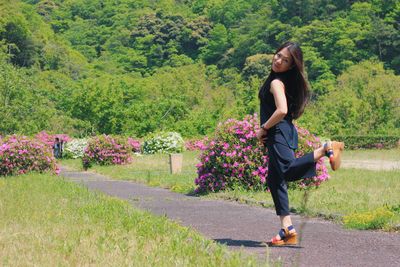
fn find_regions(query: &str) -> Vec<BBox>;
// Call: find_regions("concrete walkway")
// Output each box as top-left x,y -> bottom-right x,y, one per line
61,168 -> 400,267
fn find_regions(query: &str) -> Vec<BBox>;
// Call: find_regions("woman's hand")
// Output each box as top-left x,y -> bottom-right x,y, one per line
257,128 -> 268,143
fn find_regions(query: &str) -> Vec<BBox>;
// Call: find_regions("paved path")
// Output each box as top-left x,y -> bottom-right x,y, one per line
61,168 -> 400,267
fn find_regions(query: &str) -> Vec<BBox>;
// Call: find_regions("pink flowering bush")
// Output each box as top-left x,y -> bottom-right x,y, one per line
185,137 -> 209,151
0,135 -> 58,176
35,131 -> 70,147
195,114 -> 329,193
127,137 -> 141,153
292,126 -> 329,188
82,135 -> 132,170
195,115 -> 269,193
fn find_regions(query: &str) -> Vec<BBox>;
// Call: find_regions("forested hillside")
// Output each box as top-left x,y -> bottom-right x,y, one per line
1,0 -> 399,137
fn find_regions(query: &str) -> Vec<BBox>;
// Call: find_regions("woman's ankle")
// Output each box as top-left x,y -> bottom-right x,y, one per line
272,225 -> 296,241
324,141 -> 333,156
313,146 -> 325,161
286,225 -> 296,233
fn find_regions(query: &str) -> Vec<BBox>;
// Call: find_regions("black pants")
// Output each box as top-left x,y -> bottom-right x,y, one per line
266,129 -> 316,216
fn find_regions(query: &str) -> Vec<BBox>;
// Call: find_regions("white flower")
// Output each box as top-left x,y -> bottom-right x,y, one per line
142,132 -> 185,154
64,138 -> 88,158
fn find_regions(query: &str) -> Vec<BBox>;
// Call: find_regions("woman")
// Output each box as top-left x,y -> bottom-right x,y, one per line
257,42 -> 344,246
53,137 -> 62,159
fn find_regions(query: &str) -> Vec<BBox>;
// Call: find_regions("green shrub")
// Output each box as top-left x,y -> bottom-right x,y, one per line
331,135 -> 400,149
343,207 -> 395,230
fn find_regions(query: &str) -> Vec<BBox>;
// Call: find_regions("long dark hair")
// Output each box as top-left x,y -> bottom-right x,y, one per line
258,42 -> 310,119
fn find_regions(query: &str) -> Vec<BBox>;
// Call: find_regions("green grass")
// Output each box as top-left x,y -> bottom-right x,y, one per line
343,206 -> 396,230
60,158 -> 84,171
61,150 -> 400,231
209,169 -> 400,230
342,148 -> 400,161
62,151 -> 200,193
0,173 -> 264,266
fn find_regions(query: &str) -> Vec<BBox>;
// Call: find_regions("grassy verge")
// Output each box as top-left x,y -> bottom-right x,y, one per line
60,150 -> 400,231
342,148 -> 400,161
0,173 -> 263,266
211,169 -> 400,230
61,151 -> 200,194
60,158 -> 84,171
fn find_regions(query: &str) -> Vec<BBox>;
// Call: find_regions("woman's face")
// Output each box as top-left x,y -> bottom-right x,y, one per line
272,47 -> 294,73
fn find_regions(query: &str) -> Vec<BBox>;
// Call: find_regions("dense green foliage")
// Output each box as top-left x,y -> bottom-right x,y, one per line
330,135 -> 400,150
0,0 -> 399,138
299,60 -> 400,135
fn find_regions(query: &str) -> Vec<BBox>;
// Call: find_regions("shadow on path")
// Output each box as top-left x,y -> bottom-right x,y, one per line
214,238 -> 304,249
214,238 -> 266,248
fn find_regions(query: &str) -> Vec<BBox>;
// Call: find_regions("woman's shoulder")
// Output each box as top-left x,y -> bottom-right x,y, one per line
270,78 -> 285,91
271,78 -> 284,84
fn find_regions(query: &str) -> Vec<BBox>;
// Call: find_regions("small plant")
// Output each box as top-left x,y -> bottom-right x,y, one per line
64,138 -> 89,159
82,135 -> 132,170
0,135 -> 58,176
343,206 -> 395,230
390,204 -> 400,214
142,132 -> 185,154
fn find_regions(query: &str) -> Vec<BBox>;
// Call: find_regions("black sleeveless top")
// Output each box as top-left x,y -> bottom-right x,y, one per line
259,70 -> 298,150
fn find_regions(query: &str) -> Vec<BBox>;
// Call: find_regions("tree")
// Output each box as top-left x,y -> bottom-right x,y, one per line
199,23 -> 229,64
300,60 -> 400,136
241,54 -> 272,80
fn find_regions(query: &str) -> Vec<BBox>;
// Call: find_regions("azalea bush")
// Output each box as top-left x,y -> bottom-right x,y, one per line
294,126 -> 329,188
142,132 -> 185,154
185,137 -> 209,151
35,131 -> 70,147
82,135 -> 132,169
127,137 -> 141,153
195,114 -> 329,193
0,135 -> 58,176
195,115 -> 268,193
64,138 -> 88,159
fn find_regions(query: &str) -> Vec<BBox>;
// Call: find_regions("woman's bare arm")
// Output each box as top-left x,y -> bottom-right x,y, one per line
262,79 -> 287,130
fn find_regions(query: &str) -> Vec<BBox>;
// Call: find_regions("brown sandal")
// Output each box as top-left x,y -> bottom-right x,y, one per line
267,226 -> 298,247
325,141 -> 345,171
